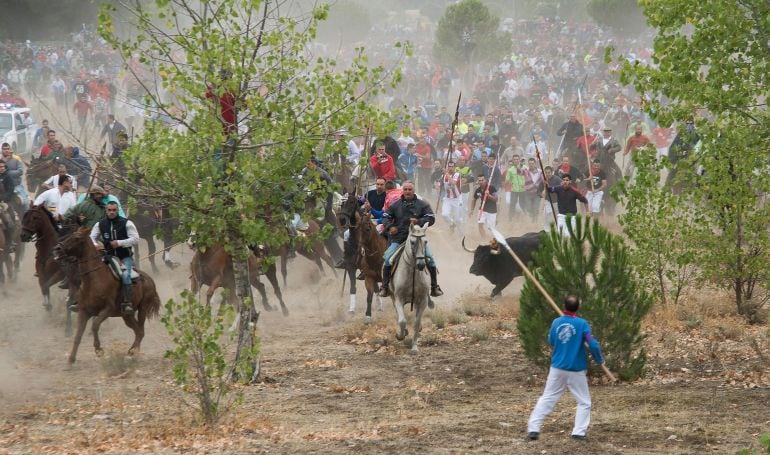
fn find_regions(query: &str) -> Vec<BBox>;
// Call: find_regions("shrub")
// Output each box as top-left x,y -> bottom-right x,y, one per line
517,216 -> 653,381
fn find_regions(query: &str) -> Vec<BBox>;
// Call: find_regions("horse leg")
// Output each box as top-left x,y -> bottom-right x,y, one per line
393,296 -> 407,341
253,275 -> 274,312
129,295 -> 150,355
347,267 -> 357,314
280,249 -> 288,287
364,276 -> 375,322
68,311 -> 90,364
265,265 -> 288,316
64,292 -> 73,337
411,301 -> 426,355
91,307 -> 112,357
206,275 -> 222,306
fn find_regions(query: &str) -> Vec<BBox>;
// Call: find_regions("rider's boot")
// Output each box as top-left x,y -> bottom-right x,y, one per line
428,265 -> 443,297
378,265 -> 392,298
121,284 -> 135,316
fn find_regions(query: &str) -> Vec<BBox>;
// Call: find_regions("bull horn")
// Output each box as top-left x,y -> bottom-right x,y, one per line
461,236 -> 477,253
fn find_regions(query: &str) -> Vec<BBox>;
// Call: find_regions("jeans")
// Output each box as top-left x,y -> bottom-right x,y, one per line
121,256 -> 134,285
383,241 -> 436,267
14,184 -> 29,207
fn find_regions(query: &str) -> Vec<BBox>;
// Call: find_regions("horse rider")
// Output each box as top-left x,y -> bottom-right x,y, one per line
90,201 -> 140,315
75,184 -> 125,218
379,181 -> 443,298
1,142 -> 28,208
0,160 -> 18,253
303,157 -> 345,268
64,185 -> 112,229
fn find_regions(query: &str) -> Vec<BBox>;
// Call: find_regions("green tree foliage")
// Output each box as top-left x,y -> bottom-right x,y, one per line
162,291 -> 250,425
614,148 -> 700,305
432,0 -> 511,71
615,0 -> 770,321
98,0 -> 402,381
586,0 -> 647,34
517,216 -> 652,381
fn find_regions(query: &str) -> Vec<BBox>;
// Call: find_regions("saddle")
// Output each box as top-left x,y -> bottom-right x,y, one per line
106,256 -> 140,282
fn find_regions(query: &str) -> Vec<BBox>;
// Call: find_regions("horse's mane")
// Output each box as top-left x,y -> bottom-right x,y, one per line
31,204 -> 60,233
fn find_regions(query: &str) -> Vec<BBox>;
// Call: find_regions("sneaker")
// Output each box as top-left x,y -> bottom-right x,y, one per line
528,432 -> 539,441
571,434 -> 586,441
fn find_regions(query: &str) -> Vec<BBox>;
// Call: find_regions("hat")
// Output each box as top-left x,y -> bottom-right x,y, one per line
89,185 -> 106,194
602,126 -> 612,131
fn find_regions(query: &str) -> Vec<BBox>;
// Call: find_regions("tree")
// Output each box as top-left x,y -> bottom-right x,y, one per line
432,0 -> 511,76
615,0 -> 770,321
517,216 -> 652,381
98,0 -> 402,383
614,148 -> 700,306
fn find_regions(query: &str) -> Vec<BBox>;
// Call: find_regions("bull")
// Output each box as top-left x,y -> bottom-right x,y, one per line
462,231 -> 545,297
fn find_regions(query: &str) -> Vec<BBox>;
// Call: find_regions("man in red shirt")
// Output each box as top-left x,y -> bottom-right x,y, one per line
624,124 -> 651,176
73,96 -> 93,129
370,141 -> 396,181
39,129 -> 57,158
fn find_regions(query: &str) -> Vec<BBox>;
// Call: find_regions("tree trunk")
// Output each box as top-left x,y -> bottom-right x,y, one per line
231,246 -> 260,384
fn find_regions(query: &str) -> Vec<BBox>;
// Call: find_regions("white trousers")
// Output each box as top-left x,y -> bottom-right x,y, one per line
477,211 -> 497,232
441,197 -> 463,230
544,202 -> 557,232
527,367 -> 592,437
585,190 -> 604,214
556,213 -> 577,237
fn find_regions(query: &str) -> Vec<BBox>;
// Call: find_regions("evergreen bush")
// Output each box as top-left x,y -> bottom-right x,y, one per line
517,215 -> 652,380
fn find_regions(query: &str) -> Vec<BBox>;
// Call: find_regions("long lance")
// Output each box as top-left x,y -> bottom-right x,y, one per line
576,84 -> 596,198
490,227 -> 617,383
555,77 -> 585,160
477,155 -> 498,221
533,134 -> 558,226
353,121 -> 372,198
435,92 -> 462,213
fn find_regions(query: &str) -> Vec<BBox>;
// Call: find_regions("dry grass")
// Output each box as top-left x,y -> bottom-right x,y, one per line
464,324 -> 489,342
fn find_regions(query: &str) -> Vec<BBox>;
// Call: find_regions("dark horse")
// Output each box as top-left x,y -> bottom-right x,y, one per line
190,243 -> 289,319
337,193 -> 386,321
26,157 -> 60,196
20,205 -> 77,335
53,228 -> 161,364
132,202 -> 180,272
278,218 -> 337,287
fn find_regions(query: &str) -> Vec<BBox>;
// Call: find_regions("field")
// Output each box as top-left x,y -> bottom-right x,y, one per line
1,227 -> 768,454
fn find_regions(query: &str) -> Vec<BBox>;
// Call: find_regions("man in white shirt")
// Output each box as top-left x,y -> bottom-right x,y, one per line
33,174 -> 77,221
42,163 -> 77,192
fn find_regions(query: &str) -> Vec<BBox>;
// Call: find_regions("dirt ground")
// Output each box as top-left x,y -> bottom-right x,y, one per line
1,221 -> 768,455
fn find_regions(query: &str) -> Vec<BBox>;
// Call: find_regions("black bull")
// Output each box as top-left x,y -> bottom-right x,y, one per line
463,231 -> 544,297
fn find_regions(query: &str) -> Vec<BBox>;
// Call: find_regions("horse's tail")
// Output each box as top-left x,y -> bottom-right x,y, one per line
140,273 -> 162,319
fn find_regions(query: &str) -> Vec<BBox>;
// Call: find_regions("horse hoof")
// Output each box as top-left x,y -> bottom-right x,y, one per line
281,307 -> 290,317
364,316 -> 372,324
264,304 -> 274,312
95,348 -> 104,357
395,331 -> 405,341
410,347 -> 419,355
127,348 -> 137,356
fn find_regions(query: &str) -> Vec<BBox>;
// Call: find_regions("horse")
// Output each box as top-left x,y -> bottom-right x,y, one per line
52,227 -> 161,364
0,225 -> 10,288
384,223 -> 431,354
132,202 -> 180,272
278,219 -> 338,287
336,193 -> 385,321
0,200 -> 23,284
20,205 -> 78,335
190,243 -> 289,320
26,157 -> 60,196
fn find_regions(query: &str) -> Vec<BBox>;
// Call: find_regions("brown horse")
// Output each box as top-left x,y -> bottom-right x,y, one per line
53,228 -> 161,364
26,157 -> 60,196
190,243 -> 289,317
20,205 -> 78,335
0,226 -> 10,288
337,193 -> 386,321
278,219 -> 337,287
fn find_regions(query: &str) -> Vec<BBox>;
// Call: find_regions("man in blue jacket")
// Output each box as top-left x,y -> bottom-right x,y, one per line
527,295 -> 605,441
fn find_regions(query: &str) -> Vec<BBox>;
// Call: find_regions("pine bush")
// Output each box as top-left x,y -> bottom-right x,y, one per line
517,215 -> 653,381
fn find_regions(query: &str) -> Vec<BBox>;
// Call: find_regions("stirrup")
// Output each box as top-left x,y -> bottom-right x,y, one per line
379,287 -> 390,298
121,303 -> 135,315
431,285 -> 444,297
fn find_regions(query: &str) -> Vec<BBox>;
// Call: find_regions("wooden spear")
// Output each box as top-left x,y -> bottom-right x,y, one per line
490,227 -> 618,383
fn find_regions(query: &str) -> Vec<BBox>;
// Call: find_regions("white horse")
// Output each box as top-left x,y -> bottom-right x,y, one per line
387,223 -> 431,354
